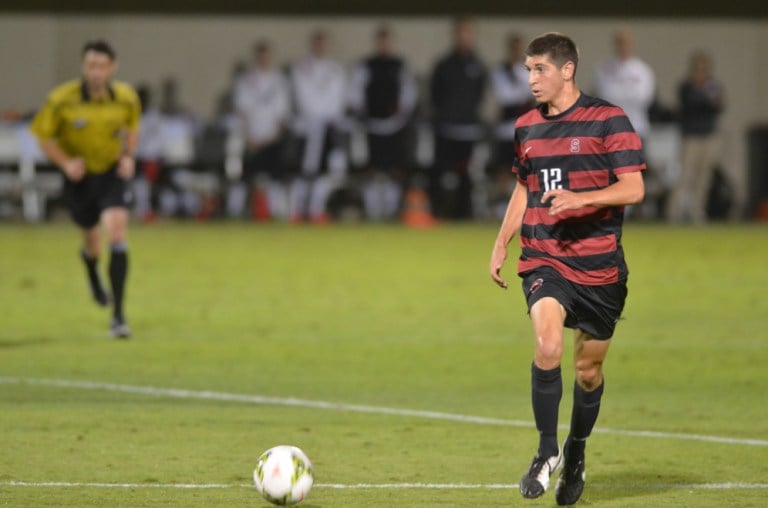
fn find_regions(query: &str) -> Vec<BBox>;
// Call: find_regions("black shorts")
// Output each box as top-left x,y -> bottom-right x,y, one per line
65,167 -> 133,228
243,141 -> 284,182
367,131 -> 407,171
521,267 -> 628,340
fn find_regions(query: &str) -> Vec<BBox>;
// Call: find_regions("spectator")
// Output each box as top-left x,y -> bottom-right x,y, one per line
429,17 -> 487,220
594,27 -> 655,142
348,26 -> 418,221
133,84 -> 164,222
666,50 -> 725,224
489,32 -> 534,218
229,41 -> 291,220
288,29 -> 349,224
156,77 -> 203,218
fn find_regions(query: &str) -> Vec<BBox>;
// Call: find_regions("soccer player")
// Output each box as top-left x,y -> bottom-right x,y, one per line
488,33 -> 645,505
30,40 -> 141,339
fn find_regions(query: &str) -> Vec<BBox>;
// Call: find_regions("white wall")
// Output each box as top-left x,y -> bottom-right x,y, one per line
1,14 -> 766,178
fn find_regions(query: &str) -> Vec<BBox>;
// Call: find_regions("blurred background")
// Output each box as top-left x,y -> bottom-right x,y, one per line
1,1 -> 767,224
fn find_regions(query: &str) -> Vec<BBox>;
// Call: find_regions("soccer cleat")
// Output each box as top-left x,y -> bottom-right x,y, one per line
555,440 -> 586,505
109,317 -> 131,339
92,288 -> 111,308
80,250 -> 110,307
519,449 -> 563,499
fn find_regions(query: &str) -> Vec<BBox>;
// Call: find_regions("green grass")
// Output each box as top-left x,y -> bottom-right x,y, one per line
1,220 -> 767,507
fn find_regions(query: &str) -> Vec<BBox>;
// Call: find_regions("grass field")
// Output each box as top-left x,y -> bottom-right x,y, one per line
1,220 -> 767,507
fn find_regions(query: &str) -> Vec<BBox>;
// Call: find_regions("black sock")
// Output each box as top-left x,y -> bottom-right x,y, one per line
109,243 -> 129,321
531,363 -> 562,458
568,380 -> 605,455
81,249 -> 106,302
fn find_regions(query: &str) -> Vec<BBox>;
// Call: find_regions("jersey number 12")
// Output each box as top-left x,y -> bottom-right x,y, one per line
540,168 -> 563,192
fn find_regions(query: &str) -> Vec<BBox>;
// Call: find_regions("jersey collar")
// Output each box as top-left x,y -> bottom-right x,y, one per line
80,80 -> 117,102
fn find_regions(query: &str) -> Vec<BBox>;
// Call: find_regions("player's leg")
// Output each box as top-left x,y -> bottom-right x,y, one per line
101,207 -> 131,338
80,225 -> 109,306
520,295 -> 566,499
555,330 -> 611,506
555,330 -> 609,504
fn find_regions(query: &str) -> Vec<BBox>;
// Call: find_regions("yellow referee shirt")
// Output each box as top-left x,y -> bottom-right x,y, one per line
30,79 -> 141,174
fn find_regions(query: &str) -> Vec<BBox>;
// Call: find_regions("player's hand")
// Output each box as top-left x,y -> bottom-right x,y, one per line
489,243 -> 509,289
117,155 -> 135,180
542,188 -> 586,216
61,158 -> 86,182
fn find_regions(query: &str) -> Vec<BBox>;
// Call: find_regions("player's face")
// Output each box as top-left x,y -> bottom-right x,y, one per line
82,50 -> 116,91
525,54 -> 566,105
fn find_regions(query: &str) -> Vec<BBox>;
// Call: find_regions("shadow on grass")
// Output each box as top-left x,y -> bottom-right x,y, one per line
587,468 -> 705,504
0,337 -> 56,349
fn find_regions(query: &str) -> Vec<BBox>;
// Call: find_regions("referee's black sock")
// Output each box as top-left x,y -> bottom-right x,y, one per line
531,363 -> 562,458
80,248 -> 108,306
108,242 -> 129,322
567,379 -> 605,456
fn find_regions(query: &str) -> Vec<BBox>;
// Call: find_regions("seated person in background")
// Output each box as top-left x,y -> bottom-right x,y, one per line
288,29 -> 349,224
230,41 -> 291,220
348,26 -> 417,221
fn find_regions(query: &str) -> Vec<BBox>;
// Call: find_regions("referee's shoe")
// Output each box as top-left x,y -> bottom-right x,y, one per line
555,438 -> 586,505
110,316 -> 131,339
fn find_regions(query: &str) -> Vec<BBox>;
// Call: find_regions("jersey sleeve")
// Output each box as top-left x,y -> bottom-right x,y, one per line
29,93 -> 61,141
125,87 -> 142,132
603,112 -> 646,175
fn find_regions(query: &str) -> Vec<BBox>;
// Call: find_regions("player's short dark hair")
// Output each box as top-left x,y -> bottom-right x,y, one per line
526,32 -> 579,75
82,39 -> 116,61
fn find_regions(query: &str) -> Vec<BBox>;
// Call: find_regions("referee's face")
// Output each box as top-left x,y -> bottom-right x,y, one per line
82,50 -> 116,92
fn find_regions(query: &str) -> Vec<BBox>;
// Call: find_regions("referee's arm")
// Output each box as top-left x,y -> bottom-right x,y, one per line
37,138 -> 86,182
117,129 -> 139,179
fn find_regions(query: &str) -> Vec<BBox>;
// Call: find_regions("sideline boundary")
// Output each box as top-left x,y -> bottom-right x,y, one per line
3,480 -> 768,491
1,376 -> 766,448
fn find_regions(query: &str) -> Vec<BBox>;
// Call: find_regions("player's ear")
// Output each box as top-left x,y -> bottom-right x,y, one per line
561,61 -> 575,81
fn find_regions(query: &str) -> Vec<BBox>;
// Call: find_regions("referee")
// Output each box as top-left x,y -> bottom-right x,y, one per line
30,40 -> 141,339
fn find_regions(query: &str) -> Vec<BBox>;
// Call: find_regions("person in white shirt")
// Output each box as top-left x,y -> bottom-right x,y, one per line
288,30 -> 348,223
230,41 -> 291,220
489,33 -> 534,218
594,27 -> 656,141
348,26 -> 418,221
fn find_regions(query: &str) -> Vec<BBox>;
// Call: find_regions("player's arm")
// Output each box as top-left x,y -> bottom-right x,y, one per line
490,180 -> 528,289
37,138 -> 86,182
542,171 -> 644,216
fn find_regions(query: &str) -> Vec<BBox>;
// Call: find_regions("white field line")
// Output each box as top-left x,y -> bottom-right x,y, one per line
2,481 -> 768,491
1,376 -> 767,448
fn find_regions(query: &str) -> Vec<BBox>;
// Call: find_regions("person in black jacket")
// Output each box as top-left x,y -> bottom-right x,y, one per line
348,27 -> 418,221
666,50 -> 725,224
429,17 -> 487,219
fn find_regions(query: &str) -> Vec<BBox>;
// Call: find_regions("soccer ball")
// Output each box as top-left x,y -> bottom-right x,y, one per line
253,445 -> 314,505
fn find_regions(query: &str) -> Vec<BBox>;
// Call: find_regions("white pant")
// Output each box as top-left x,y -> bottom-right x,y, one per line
289,176 -> 333,219
362,173 -> 401,220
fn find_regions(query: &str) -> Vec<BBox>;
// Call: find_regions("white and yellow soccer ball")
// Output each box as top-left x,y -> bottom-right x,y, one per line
253,445 -> 314,505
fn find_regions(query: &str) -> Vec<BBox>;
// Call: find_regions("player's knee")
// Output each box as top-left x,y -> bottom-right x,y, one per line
535,335 -> 563,368
575,360 -> 603,390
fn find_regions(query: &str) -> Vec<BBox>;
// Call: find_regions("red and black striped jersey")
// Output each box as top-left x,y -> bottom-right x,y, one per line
511,93 -> 645,285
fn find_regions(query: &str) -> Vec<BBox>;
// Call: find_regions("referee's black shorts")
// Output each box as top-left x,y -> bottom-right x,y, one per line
64,166 -> 133,228
521,266 -> 627,340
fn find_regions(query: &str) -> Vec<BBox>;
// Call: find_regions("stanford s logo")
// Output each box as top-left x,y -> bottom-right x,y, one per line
569,138 -> 581,152
530,278 -> 544,294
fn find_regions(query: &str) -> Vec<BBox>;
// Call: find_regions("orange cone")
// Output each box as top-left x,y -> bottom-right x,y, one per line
251,187 -> 270,222
401,188 -> 436,229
